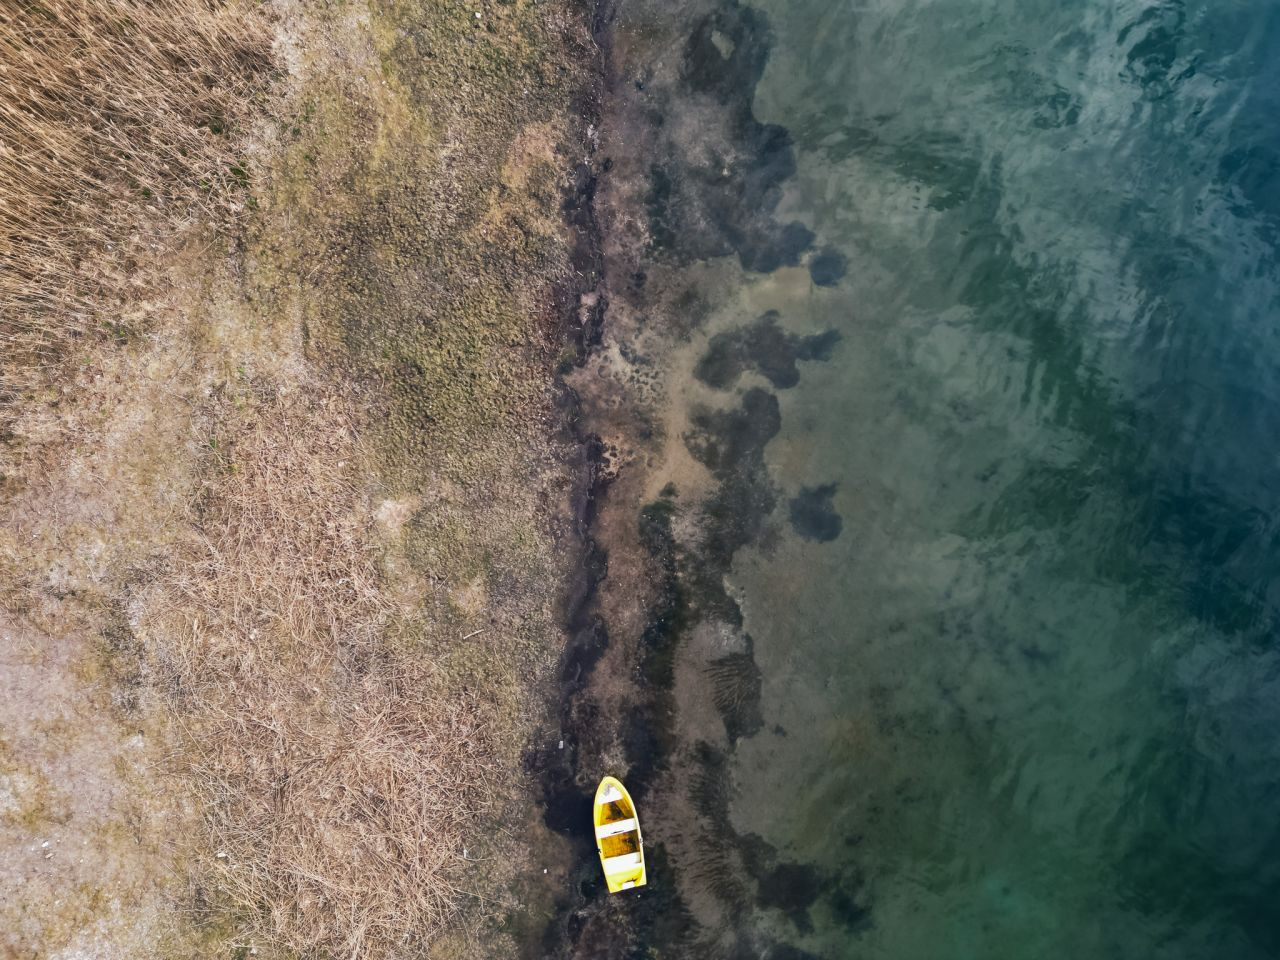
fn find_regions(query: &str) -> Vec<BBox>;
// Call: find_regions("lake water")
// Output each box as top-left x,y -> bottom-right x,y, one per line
577,0 -> 1280,956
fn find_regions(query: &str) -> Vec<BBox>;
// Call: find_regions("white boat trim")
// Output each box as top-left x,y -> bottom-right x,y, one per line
603,851 -> 643,872
595,817 -> 638,838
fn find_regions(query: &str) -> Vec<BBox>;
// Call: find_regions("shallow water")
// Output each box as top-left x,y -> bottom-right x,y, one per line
594,0 -> 1280,956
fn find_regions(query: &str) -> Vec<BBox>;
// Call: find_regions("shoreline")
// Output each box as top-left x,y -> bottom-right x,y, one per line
536,1 -> 848,955
535,0 -> 710,952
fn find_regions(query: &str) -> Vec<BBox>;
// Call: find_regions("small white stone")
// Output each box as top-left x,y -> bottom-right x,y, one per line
40,841 -> 49,849
474,11 -> 481,17
557,740 -> 564,749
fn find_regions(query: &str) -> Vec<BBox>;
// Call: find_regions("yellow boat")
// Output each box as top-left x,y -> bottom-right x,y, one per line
593,775 -> 647,893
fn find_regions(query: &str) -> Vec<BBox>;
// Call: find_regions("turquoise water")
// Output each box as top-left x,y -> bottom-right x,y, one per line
603,0 -> 1280,956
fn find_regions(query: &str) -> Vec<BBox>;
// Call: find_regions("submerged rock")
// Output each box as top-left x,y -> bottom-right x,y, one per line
788,484 -> 843,542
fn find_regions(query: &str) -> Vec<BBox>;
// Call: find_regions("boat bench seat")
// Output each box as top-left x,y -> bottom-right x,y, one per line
596,817 -> 637,838
603,852 -> 643,872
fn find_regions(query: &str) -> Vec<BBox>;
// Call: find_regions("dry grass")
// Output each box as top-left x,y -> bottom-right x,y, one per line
139,388 -> 508,958
0,0 -> 271,404
0,1 -> 577,954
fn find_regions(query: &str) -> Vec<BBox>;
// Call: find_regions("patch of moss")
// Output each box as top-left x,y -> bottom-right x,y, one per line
248,0 -> 586,458
0,742 -> 69,831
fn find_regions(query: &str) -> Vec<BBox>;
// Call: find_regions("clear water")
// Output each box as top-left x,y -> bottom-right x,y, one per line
655,0 -> 1280,956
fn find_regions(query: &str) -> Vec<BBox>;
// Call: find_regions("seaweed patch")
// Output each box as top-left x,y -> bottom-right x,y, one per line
789,484 -> 843,542
634,0 -> 814,272
706,648 -> 765,743
808,247 -> 849,287
695,310 -> 841,390
757,861 -> 824,933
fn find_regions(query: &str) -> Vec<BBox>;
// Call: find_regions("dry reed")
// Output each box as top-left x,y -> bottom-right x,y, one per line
140,390 -> 504,958
0,0 -> 271,405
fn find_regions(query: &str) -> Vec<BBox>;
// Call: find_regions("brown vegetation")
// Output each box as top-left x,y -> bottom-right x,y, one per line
138,388 -> 508,957
0,0 -> 271,405
0,0 -> 592,956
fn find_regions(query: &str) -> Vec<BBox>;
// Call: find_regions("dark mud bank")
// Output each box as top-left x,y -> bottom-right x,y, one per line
523,2 -> 676,954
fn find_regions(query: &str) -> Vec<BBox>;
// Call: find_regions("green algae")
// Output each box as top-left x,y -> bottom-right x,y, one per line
251,0 -> 582,448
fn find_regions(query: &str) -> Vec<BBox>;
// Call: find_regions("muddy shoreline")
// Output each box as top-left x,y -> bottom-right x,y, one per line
533,1 -> 854,956
526,0 -> 627,951
533,0 -> 733,952
529,2 -> 676,954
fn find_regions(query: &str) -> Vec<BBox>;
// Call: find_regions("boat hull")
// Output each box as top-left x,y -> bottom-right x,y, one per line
593,776 -> 647,893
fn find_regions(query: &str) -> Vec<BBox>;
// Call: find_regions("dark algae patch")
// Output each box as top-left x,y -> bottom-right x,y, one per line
757,862 -> 823,934
704,646 -> 764,744
788,484 -> 843,543
635,0 -> 815,271
695,311 -> 841,390
807,247 -> 849,287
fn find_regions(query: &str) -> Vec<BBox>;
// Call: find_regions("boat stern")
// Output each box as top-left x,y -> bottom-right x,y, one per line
594,775 -> 648,893
604,857 -> 647,893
